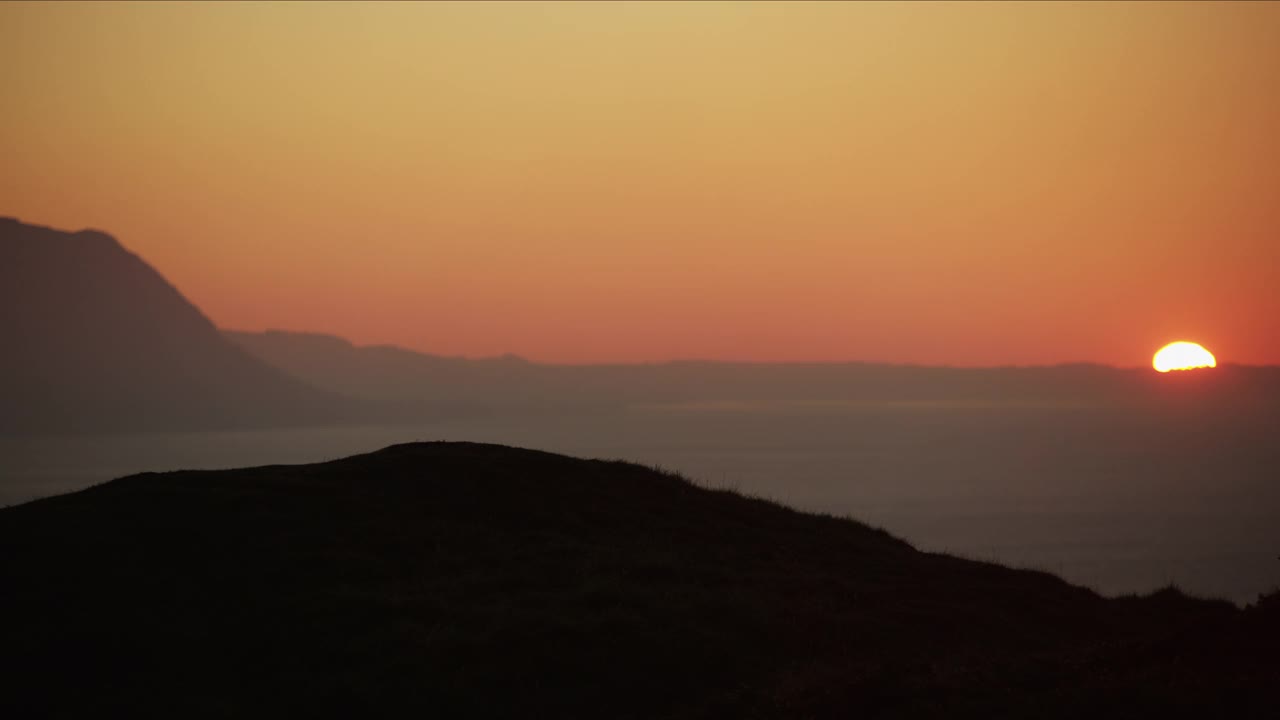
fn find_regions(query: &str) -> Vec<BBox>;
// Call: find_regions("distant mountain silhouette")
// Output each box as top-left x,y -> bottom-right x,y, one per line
5,216 -> 1274,435
2,442 -> 1275,717
224,328 -> 554,416
228,328 -> 1280,416
0,218 -> 356,433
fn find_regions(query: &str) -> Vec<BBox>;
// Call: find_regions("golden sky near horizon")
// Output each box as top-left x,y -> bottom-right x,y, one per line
2,1 -> 1278,365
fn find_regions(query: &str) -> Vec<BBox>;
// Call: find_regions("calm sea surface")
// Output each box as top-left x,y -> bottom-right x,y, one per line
3,404 -> 1277,604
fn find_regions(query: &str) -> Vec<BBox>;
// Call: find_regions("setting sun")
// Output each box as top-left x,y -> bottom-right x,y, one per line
1153,342 -> 1217,373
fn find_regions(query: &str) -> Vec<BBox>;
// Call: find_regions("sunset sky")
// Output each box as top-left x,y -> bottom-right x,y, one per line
3,1 -> 1277,366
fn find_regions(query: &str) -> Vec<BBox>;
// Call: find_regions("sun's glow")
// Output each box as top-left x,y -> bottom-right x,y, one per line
1152,341 -> 1217,373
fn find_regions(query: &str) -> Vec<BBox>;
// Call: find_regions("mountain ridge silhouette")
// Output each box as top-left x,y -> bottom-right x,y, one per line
227,327 -> 1280,415
5,216 -> 1277,434
0,217 -> 357,433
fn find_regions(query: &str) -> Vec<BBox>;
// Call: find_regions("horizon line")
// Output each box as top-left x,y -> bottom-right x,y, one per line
225,327 -> 1279,372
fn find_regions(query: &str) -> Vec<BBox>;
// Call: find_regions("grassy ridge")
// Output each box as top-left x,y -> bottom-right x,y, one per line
2,442 -> 1275,718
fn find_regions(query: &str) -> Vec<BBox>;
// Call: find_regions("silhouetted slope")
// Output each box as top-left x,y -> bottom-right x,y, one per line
0,218 -> 355,433
2,442 -> 1275,718
224,328 -> 548,416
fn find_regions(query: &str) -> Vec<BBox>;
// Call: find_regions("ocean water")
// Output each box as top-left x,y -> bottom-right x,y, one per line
3,403 -> 1278,604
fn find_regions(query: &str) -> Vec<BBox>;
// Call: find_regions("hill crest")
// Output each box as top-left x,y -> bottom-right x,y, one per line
2,441 -> 1274,717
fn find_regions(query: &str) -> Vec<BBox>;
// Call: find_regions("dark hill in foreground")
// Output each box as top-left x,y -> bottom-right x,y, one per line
2,443 -> 1276,718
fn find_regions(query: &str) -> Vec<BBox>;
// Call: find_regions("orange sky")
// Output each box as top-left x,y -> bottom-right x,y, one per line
3,1 -> 1278,366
